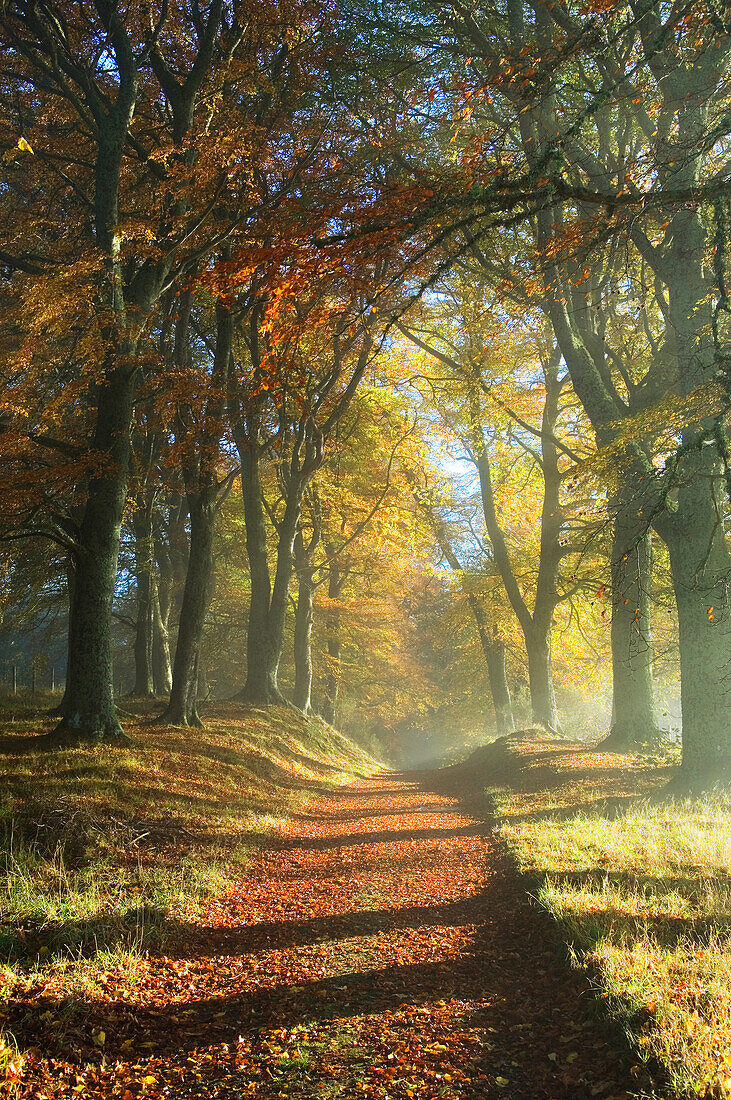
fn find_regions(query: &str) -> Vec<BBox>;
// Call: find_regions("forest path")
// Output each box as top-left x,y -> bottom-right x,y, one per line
20,774 -> 640,1099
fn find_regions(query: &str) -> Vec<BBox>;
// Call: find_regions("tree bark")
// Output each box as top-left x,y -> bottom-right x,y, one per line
471,598 -> 515,735
598,506 -> 661,750
474,425 -> 562,734
236,417 -> 314,705
164,494 -> 216,726
132,501 -> 155,696
407,470 -> 516,734
485,636 -> 514,736
44,15 -> 138,745
524,628 -> 559,735
49,555 -> 77,718
154,492 -> 188,689
321,548 -> 345,726
151,572 -> 173,695
161,295 -> 232,725
663,449 -> 731,790
231,318 -> 371,707
292,523 -> 319,714
48,369 -> 135,744
237,419 -> 286,704
654,143 -> 731,786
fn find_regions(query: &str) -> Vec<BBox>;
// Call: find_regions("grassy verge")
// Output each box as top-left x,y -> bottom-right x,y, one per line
0,698 -> 378,1092
462,731 -> 731,1100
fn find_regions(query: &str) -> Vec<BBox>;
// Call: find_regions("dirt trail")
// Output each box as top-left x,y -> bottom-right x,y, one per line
15,774 -> 641,1099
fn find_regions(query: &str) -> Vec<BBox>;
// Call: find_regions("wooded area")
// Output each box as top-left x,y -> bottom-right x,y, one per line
0,0 -> 729,780
1,2 -> 731,1096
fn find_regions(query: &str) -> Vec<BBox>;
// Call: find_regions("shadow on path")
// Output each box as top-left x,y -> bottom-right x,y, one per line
6,772 -> 649,1099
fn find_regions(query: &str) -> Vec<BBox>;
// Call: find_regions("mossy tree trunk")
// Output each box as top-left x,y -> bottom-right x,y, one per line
50,368 -> 137,744
49,50 -> 139,744
664,454 -> 731,789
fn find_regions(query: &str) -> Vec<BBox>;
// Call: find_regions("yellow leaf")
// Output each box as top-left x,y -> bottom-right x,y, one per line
17,136 -> 34,154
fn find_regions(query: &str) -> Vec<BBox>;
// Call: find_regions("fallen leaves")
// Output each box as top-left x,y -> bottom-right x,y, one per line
5,775 -> 639,1099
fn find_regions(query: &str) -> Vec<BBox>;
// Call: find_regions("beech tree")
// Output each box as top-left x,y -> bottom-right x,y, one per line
0,0 -> 259,741
406,469 -> 515,733
158,285 -> 237,726
399,278 -> 588,733
0,0 -> 360,740
379,0 -> 731,787
228,284 -> 379,704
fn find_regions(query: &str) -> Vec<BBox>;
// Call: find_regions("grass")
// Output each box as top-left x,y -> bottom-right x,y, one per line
465,730 -> 731,1100
0,697 -> 378,1092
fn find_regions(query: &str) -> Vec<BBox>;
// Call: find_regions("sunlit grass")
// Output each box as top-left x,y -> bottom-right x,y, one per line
504,796 -> 731,877
598,934 -> 731,1099
0,1028 -> 24,1099
482,733 -> 731,1098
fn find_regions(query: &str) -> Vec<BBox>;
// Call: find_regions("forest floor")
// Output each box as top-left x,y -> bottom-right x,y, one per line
1,710 -> 728,1100
3,766 -> 643,1100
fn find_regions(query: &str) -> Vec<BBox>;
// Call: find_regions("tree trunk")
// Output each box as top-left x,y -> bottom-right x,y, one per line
599,510 -> 661,750
321,554 -> 344,726
266,493 -> 300,700
528,358 -> 564,734
661,187 -> 731,787
197,657 -> 209,701
49,556 -> 76,718
664,449 -> 731,790
48,370 -> 134,744
238,431 -> 284,704
232,320 -> 365,708
154,494 -> 187,688
151,572 -> 173,695
237,418 -> 303,706
45,26 -> 138,745
132,503 -> 155,696
409,474 -> 516,735
293,530 -> 316,713
466,584 -> 515,734
161,295 -> 231,725
525,626 -> 560,733
162,494 -> 216,726
484,635 -> 514,736
475,445 -> 562,734
469,363 -> 564,735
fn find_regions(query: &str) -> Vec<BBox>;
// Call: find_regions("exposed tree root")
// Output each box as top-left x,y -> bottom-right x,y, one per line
44,713 -> 132,748
596,724 -> 665,753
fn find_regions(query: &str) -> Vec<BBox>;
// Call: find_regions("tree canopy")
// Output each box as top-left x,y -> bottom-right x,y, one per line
0,0 -> 729,791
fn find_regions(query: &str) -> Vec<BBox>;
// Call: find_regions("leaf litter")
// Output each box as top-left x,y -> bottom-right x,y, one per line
5,775 -> 645,1098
